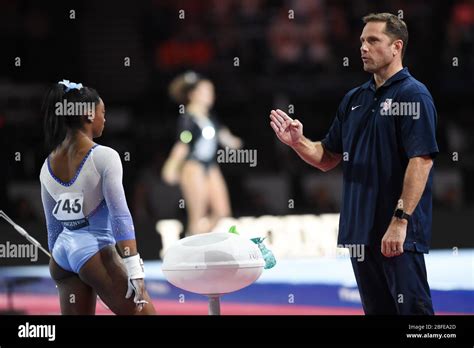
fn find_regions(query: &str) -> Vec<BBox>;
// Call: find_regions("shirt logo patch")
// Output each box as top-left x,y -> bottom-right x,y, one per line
382,98 -> 393,112
351,105 -> 362,111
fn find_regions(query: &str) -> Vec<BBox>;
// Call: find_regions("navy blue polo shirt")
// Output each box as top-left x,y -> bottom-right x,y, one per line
322,67 -> 438,253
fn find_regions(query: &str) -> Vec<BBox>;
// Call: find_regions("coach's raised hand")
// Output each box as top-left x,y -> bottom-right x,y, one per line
269,109 -> 341,172
269,109 -> 303,147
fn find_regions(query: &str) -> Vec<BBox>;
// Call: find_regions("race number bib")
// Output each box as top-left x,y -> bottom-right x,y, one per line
52,192 -> 89,230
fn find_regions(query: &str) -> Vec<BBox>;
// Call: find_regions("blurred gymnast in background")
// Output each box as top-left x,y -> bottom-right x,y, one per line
162,71 -> 242,235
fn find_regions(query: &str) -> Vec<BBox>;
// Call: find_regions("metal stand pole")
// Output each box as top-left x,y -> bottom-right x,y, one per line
208,295 -> 221,315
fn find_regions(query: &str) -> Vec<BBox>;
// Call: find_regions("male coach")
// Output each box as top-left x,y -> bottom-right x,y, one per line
269,13 -> 438,315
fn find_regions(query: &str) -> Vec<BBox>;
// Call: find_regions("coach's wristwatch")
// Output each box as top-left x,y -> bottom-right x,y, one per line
393,208 -> 411,221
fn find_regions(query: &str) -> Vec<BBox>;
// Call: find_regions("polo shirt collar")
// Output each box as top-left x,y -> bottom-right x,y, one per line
362,67 -> 411,91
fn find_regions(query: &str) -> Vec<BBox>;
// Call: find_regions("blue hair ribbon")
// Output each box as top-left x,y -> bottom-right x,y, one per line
58,79 -> 83,92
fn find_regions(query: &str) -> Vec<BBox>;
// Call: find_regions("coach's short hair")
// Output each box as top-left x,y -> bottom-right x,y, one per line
363,13 -> 408,58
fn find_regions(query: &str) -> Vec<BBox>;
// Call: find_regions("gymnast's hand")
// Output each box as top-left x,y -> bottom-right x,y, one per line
162,162 -> 180,185
122,253 -> 148,311
269,109 -> 303,147
126,278 -> 148,311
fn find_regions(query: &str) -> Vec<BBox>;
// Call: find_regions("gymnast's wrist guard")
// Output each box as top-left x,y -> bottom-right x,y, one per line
122,253 -> 145,279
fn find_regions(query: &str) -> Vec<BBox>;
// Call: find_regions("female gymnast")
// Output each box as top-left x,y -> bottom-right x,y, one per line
40,80 -> 156,315
162,71 -> 242,235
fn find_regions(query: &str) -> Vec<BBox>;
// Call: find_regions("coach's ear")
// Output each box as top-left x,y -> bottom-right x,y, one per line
392,39 -> 403,57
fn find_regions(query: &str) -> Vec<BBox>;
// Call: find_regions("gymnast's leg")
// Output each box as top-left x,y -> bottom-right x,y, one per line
78,245 -> 156,315
49,258 -> 97,315
180,160 -> 210,235
207,165 -> 231,231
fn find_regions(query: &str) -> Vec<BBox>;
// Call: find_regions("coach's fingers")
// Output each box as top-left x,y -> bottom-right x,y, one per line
270,111 -> 284,127
390,240 -> 399,257
270,115 -> 285,132
291,119 -> 302,129
396,241 -> 404,255
272,117 -> 288,133
272,110 -> 286,125
270,121 -> 281,134
276,109 -> 293,121
381,238 -> 390,257
270,110 -> 282,119
390,240 -> 401,257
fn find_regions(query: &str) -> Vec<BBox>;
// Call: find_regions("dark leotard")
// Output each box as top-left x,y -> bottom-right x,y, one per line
177,113 -> 221,171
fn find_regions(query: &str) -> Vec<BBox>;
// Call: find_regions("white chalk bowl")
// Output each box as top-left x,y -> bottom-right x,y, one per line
162,232 -> 265,314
